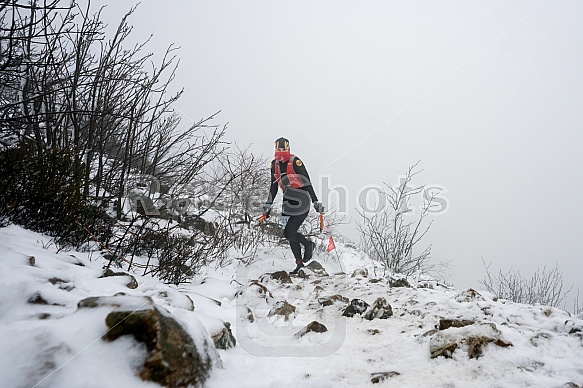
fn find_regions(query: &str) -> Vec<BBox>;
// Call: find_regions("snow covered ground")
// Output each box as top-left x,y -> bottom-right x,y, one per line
1,224 -> 582,387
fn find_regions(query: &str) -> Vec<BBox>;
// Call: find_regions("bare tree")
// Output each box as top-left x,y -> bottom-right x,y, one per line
0,1 -> 232,282
480,259 -> 572,308
357,162 -> 449,277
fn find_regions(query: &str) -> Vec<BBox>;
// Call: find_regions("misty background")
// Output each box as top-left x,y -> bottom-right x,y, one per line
91,0 -> 583,305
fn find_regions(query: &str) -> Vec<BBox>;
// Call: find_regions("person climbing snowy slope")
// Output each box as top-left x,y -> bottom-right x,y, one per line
258,137 -> 324,274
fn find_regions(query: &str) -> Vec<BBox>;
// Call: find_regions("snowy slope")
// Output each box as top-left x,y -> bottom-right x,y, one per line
1,224 -> 582,388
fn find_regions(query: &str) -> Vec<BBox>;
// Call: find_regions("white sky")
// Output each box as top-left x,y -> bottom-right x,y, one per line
91,1 -> 583,300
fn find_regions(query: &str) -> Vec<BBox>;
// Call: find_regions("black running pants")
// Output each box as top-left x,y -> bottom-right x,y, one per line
283,211 -> 309,262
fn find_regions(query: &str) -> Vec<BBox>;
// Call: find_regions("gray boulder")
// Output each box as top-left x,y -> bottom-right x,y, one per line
364,297 -> 393,320
212,322 -> 236,350
295,321 -> 328,338
267,300 -> 296,321
306,261 -> 329,277
103,306 -> 216,387
100,268 -> 138,289
351,268 -> 369,278
78,295 -> 218,388
264,270 -> 293,284
342,299 -> 370,318
429,322 -> 512,359
318,294 -> 349,307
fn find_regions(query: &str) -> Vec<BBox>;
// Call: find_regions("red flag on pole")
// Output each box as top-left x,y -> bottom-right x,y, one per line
327,236 -> 336,252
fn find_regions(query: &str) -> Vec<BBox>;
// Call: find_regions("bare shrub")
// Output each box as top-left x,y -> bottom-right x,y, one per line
357,162 -> 449,277
480,259 -> 572,308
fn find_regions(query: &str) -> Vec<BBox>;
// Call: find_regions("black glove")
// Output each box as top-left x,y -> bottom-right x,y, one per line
313,201 -> 324,214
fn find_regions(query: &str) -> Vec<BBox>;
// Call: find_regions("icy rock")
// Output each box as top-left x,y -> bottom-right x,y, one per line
295,321 -> 328,338
48,277 -> 70,287
236,280 -> 273,301
438,319 -> 475,330
27,292 -> 49,305
7,253 -> 36,266
455,288 -> 485,303
267,300 -> 296,321
244,307 -> 255,323
295,268 -> 309,279
351,268 -> 368,278
318,294 -> 349,307
389,277 -> 410,288
342,299 -> 370,318
312,285 -> 325,297
211,322 -> 236,350
103,305 -> 216,388
77,294 -> 154,310
264,270 -> 292,284
364,297 -> 393,320
563,382 -> 581,388
306,261 -> 329,277
153,290 -> 195,311
100,268 -> 138,289
429,322 -> 512,359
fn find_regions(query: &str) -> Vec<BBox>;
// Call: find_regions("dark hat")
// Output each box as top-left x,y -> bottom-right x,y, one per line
274,137 -> 290,150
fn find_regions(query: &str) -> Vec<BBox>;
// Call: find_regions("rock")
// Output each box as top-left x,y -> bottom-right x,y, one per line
153,290 -> 195,311
9,253 -> 35,266
246,280 -> 273,301
342,299 -> 370,318
267,270 -> 293,284
389,277 -> 410,288
295,321 -> 328,338
306,261 -> 329,277
438,319 -> 475,331
318,294 -> 349,307
49,277 -> 74,291
563,383 -> 581,388
367,329 -> 381,335
245,307 -> 255,323
371,371 -> 400,384
78,294 -> 154,309
364,297 -> 393,320
351,268 -> 368,278
312,285 -> 325,297
28,292 -> 49,305
294,268 -> 309,279
100,268 -> 138,289
212,322 -> 236,350
429,323 -> 512,359
267,300 -> 296,321
455,288 -> 485,303
419,329 -> 439,338
27,292 -> 64,306
103,305 -> 215,388
48,277 -> 67,285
